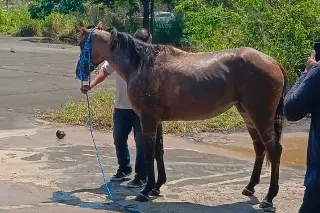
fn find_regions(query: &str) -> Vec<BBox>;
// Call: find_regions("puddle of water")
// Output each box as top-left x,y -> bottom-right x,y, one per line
20,153 -> 44,161
281,136 -> 307,168
212,135 -> 307,168
51,191 -> 80,202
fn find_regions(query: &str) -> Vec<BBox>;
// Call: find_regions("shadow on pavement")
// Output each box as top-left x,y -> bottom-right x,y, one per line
148,200 -> 265,213
43,183 -> 265,213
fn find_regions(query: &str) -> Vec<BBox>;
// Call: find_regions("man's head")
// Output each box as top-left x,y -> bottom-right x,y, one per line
134,28 -> 152,43
87,24 -> 95,29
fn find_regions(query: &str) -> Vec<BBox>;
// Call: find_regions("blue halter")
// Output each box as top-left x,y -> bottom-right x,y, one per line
76,28 -> 97,82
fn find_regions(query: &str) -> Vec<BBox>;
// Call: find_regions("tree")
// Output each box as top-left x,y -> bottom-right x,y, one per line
150,0 -> 154,32
158,0 -> 186,11
90,0 -> 153,29
28,0 -> 85,19
140,0 -> 150,29
28,0 -> 56,19
58,0 -> 85,14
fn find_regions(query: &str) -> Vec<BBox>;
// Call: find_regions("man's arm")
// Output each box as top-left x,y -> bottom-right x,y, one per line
91,61 -> 114,88
284,64 -> 320,121
90,69 -> 109,88
80,61 -> 114,94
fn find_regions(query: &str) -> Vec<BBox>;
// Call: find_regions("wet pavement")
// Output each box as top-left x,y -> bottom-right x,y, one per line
0,125 -> 307,213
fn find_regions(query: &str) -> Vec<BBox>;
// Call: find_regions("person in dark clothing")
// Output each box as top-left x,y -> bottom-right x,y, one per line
284,50 -> 320,213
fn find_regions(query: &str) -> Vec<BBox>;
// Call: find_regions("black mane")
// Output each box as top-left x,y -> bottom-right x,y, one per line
106,27 -> 167,70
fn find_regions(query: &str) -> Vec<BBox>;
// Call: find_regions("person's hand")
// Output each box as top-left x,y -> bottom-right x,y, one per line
305,50 -> 318,71
80,84 -> 92,94
94,70 -> 100,75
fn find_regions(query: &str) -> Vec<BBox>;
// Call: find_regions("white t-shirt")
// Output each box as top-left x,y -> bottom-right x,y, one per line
101,61 -> 132,109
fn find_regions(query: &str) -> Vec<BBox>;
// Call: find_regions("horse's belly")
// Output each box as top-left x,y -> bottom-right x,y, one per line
157,74 -> 237,120
161,92 -> 235,121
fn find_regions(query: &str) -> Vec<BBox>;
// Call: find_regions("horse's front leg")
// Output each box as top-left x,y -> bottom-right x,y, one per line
135,116 -> 158,202
150,122 -> 166,196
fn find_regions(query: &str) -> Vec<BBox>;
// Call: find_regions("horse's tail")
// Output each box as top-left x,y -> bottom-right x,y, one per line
274,63 -> 288,144
265,63 -> 288,166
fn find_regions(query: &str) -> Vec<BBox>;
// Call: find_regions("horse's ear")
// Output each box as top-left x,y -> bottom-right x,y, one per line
96,21 -> 107,31
75,25 -> 87,45
76,25 -> 89,32
76,25 -> 83,33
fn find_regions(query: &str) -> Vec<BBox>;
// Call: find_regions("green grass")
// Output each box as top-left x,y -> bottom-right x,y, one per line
42,89 -> 245,135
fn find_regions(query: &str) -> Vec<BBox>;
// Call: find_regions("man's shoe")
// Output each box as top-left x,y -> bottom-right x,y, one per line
110,170 -> 132,182
125,176 -> 147,188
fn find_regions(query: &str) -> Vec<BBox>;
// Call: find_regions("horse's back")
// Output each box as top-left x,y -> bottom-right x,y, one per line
132,46 -> 285,121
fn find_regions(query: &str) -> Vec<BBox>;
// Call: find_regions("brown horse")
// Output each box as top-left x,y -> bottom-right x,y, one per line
75,23 -> 287,211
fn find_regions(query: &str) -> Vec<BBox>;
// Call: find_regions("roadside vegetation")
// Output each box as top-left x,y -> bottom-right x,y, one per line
41,89 -> 244,134
2,0 -> 319,134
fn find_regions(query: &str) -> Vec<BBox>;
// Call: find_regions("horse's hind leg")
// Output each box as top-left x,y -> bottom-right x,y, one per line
256,123 -> 282,211
241,104 -> 282,211
150,122 -> 167,196
259,133 -> 282,211
236,104 -> 265,197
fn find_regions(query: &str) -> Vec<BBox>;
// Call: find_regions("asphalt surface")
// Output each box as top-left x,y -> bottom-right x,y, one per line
0,36 -> 306,213
0,36 -> 115,130
0,126 -> 307,213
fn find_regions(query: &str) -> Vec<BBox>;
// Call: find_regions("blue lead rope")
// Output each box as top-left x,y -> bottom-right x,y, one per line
76,27 -> 142,213
84,91 -> 142,213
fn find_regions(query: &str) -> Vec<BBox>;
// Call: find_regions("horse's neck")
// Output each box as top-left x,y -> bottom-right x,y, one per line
108,49 -> 136,82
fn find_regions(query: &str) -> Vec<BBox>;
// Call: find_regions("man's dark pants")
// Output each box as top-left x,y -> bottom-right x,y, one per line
299,186 -> 320,213
113,108 -> 147,179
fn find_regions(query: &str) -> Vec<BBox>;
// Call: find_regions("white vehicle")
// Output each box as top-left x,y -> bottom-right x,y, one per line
154,11 -> 175,23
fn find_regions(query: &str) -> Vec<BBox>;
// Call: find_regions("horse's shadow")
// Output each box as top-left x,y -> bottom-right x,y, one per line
150,197 -> 265,213
43,183 -> 267,213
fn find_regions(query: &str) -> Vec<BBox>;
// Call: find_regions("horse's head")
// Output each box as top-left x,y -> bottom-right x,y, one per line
75,22 -> 116,81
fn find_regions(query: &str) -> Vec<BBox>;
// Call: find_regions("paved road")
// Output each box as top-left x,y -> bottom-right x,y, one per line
0,36 -> 306,213
0,126 -> 306,213
0,36 -> 115,130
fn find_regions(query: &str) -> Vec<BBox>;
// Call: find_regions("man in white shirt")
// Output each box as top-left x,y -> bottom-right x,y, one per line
80,28 -> 152,188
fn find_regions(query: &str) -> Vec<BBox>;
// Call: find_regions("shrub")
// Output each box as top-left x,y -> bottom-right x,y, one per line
28,0 -> 56,19
58,0 -> 85,14
42,90 -> 244,134
15,19 -> 44,37
175,0 -> 320,84
0,5 -> 41,36
42,12 -> 85,38
29,0 -> 85,19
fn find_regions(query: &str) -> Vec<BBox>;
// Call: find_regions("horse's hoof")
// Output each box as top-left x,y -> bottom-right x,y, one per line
134,193 -> 149,202
149,189 -> 160,196
242,187 -> 255,196
260,199 -> 276,212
